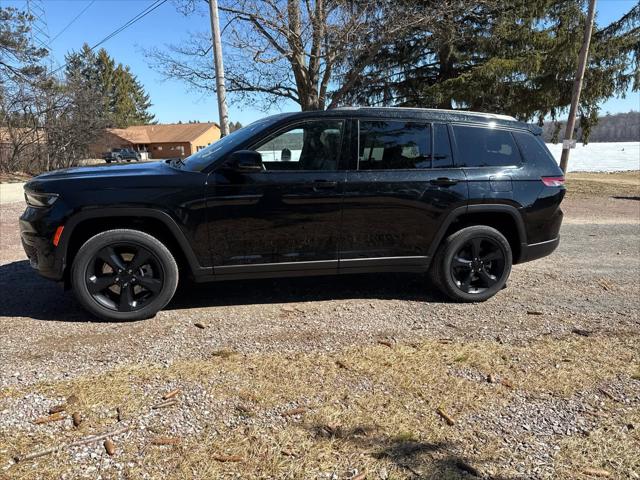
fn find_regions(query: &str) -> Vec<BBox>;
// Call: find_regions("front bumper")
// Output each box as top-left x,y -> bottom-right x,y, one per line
20,206 -> 65,281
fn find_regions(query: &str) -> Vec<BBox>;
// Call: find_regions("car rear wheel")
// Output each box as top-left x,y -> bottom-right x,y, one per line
71,229 -> 178,321
430,226 -> 512,302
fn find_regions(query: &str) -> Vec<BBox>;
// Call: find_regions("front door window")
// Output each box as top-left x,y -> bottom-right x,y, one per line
255,120 -> 344,171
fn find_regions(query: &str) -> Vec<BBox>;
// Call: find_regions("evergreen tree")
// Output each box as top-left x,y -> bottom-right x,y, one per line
111,65 -> 136,127
95,48 -> 115,118
130,71 -> 155,125
343,1 -> 639,140
65,44 -> 155,128
229,121 -> 243,132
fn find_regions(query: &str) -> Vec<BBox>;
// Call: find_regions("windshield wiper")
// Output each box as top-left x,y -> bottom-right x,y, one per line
170,157 -> 185,167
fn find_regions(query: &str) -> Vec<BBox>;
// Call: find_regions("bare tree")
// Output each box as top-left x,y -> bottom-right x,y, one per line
1,73 -> 107,175
1,6 -> 114,175
145,0 -> 442,111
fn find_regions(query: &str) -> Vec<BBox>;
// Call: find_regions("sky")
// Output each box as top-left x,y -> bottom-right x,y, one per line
3,0 -> 639,126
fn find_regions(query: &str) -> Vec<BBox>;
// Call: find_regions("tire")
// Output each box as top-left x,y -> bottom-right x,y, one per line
430,225 -> 512,302
105,159 -> 111,164
71,229 -> 179,321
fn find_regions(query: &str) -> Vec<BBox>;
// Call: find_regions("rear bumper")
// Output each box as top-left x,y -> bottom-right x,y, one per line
518,237 -> 560,263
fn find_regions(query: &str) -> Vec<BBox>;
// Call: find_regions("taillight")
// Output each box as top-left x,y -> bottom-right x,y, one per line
541,176 -> 565,187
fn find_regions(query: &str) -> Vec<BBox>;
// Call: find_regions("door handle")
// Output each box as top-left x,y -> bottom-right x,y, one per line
312,180 -> 338,189
430,177 -> 458,187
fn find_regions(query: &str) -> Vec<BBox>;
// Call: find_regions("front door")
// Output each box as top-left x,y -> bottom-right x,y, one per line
340,119 -> 468,270
206,119 -> 347,276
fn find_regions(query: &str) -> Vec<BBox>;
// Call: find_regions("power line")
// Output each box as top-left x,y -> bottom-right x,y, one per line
49,0 -> 96,45
90,0 -> 167,51
50,0 -> 168,76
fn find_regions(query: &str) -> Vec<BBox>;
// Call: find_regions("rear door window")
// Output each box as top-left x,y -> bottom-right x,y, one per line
359,121 -> 431,170
453,126 -> 522,167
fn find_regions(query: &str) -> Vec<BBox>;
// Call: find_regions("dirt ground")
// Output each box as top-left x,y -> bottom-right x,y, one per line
0,173 -> 638,479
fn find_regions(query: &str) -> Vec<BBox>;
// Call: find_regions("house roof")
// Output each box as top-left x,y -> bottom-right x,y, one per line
107,123 -> 220,144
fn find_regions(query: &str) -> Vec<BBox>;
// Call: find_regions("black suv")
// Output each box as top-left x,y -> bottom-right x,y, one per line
103,148 -> 141,163
20,108 -> 565,321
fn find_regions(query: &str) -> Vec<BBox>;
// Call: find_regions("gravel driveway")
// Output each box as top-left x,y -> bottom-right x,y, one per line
1,197 -> 638,388
0,193 -> 640,480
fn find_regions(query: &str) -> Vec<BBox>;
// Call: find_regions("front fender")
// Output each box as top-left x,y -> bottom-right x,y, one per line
55,207 -> 210,281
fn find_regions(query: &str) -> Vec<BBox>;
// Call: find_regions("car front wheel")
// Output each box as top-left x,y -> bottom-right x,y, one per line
71,229 -> 179,321
430,226 -> 512,302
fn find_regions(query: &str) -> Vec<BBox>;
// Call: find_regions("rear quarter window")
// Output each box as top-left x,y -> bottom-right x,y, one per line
453,125 -> 522,167
512,131 -> 562,173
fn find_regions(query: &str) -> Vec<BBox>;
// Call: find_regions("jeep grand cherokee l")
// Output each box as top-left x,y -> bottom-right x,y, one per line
20,108 -> 565,321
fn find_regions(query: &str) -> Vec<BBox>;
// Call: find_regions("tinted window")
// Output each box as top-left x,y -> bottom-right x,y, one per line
255,120 -> 344,171
433,123 -> 453,168
453,126 -> 522,167
181,115 -> 285,172
359,121 -> 431,170
512,131 -> 557,167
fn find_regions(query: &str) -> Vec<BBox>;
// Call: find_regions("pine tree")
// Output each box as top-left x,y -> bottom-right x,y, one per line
95,49 -> 115,122
65,44 -> 155,128
131,73 -> 155,125
111,65 -> 135,127
343,1 -> 639,140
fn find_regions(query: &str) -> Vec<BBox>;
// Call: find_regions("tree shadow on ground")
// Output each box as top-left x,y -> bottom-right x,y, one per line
308,423 -> 517,479
0,260 -> 445,322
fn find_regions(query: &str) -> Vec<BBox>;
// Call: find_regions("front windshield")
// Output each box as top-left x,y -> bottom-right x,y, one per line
180,115 -> 286,172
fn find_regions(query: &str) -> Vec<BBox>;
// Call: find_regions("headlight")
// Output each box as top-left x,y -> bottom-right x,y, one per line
25,191 -> 59,208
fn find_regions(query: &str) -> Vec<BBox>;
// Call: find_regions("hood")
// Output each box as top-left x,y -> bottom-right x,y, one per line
34,161 -> 167,181
25,161 -> 176,193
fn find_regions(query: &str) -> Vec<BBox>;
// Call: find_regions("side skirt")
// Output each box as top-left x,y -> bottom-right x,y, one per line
193,257 -> 431,283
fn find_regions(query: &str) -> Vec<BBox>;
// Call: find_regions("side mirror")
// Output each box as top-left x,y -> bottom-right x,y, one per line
229,150 -> 263,172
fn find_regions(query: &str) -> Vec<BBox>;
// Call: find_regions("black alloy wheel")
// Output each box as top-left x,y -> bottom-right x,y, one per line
450,237 -> 506,294
430,225 -> 512,302
72,229 -> 178,321
86,243 -> 163,312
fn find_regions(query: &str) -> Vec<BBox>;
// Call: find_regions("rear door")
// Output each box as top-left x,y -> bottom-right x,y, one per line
450,124 -> 523,203
339,119 -> 468,271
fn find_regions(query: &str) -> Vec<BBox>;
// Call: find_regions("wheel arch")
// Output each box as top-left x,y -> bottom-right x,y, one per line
429,205 -> 526,263
58,209 -> 204,285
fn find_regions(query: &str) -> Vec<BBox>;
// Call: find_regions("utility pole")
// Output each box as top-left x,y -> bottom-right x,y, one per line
208,0 -> 229,136
559,0 -> 597,173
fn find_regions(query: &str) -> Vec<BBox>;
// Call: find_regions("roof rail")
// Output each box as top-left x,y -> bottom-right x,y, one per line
334,106 -> 516,121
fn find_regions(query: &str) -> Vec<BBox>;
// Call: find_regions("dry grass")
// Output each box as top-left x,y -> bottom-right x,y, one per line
565,171 -> 640,198
2,333 -> 638,479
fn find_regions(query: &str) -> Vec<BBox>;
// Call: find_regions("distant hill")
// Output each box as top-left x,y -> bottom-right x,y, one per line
542,111 -> 639,143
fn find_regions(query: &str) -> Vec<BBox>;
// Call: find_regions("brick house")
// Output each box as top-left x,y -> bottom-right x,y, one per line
91,123 -> 221,159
